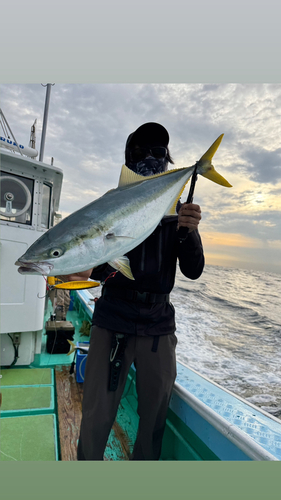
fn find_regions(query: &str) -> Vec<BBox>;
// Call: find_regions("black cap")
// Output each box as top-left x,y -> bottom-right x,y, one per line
126,122 -> 169,150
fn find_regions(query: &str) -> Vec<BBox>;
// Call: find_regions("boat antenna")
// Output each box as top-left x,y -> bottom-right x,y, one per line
29,119 -> 37,150
39,83 -> 55,162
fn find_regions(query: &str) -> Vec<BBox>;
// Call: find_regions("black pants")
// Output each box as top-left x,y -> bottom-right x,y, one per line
77,326 -> 177,460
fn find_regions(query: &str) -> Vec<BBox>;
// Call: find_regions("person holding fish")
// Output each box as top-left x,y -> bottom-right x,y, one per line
70,123 -> 204,461
16,122 -> 231,460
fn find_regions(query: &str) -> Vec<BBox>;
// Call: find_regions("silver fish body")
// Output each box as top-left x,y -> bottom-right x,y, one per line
16,166 -> 196,277
15,134 -> 231,279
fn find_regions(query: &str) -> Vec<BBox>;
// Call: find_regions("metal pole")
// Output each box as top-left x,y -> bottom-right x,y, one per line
39,83 -> 54,162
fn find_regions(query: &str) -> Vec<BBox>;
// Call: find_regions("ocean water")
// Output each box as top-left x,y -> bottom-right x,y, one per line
172,265 -> 281,419
90,264 -> 281,419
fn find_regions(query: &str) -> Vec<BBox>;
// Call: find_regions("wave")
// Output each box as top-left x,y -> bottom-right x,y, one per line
173,264 -> 281,418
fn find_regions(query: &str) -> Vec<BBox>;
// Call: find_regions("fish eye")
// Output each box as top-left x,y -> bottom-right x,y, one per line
49,248 -> 64,258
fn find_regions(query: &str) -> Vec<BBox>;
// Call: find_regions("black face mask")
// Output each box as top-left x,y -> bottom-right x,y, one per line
127,156 -> 169,177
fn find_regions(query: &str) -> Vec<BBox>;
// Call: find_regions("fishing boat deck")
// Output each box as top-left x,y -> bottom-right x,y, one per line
55,366 -> 134,461
0,363 -> 136,461
41,298 -> 137,461
2,290 -> 281,462
55,366 -> 83,461
0,295 -> 136,462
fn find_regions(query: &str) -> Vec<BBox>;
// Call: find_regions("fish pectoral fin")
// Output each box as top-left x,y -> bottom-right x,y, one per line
67,339 -> 76,356
105,232 -> 135,241
108,256 -> 135,280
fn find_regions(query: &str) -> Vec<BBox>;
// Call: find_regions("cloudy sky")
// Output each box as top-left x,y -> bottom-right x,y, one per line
1,83 -> 281,274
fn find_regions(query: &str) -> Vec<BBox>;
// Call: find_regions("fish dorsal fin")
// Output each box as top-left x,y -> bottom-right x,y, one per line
118,164 -> 184,187
118,165 -> 149,187
118,164 -> 190,215
118,165 -> 145,186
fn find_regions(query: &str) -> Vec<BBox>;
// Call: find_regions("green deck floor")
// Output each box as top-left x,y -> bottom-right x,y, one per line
1,386 -> 53,413
0,298 -> 89,462
0,365 -> 58,460
0,414 -> 58,461
1,368 -> 52,386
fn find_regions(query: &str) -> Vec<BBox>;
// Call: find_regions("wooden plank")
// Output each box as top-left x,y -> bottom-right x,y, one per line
55,365 -> 134,461
55,366 -> 83,461
112,421 -> 131,459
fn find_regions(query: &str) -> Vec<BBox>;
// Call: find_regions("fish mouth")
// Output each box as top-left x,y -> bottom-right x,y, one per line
15,260 -> 54,275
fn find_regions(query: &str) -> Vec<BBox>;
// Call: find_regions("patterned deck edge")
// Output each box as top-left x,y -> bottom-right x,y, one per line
175,362 -> 281,460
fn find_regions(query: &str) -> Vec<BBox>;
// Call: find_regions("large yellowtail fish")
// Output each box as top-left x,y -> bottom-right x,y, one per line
15,134 -> 231,280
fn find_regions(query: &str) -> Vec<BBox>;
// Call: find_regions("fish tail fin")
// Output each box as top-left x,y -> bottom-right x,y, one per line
201,168 -> 232,187
67,339 -> 76,356
200,134 -> 224,162
199,134 -> 232,187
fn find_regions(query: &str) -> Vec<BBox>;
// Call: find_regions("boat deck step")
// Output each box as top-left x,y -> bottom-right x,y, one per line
1,386 -> 54,417
1,368 -> 54,417
0,367 -> 58,461
0,414 -> 58,461
1,367 -> 53,386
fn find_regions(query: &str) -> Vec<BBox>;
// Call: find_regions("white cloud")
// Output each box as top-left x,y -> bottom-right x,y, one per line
1,83 -> 281,273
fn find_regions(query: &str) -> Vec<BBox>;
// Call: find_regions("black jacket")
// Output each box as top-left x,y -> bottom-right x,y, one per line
90,215 -> 204,336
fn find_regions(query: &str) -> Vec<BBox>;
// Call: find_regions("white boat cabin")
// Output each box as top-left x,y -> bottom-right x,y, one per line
0,147 -> 63,366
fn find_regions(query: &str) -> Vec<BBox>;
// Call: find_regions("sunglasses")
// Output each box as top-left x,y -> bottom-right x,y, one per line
130,146 -> 167,162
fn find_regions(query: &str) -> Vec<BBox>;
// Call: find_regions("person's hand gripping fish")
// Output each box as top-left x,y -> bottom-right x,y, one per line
177,203 -> 202,233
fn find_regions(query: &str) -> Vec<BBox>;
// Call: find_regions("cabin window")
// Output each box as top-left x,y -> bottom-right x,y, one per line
41,183 -> 52,229
0,172 -> 34,225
